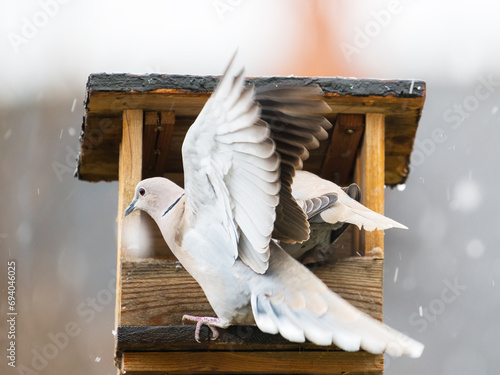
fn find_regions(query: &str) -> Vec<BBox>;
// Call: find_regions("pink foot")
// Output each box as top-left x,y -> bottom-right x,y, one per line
182,315 -> 221,342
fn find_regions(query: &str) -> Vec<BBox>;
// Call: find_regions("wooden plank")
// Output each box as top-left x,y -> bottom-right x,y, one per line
120,351 -> 383,374
117,109 -> 144,258
320,114 -> 364,184
354,113 -> 385,255
85,89 -> 423,119
117,325 -> 332,352
119,257 -> 383,327
117,109 -> 143,326
86,73 -> 424,100
142,112 -> 159,179
154,111 -> 175,176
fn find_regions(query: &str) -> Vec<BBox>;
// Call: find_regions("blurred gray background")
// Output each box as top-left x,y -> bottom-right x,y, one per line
1,1 -> 499,374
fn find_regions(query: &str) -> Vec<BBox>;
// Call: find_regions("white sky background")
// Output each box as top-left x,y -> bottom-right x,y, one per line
2,0 -> 500,106
0,0 -> 300,106
337,0 -> 500,84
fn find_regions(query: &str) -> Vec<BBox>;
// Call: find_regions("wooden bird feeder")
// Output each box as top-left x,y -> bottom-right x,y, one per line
77,73 -> 425,375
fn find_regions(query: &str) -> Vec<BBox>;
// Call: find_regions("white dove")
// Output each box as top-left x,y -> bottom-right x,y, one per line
124,55 -> 424,358
282,170 -> 408,261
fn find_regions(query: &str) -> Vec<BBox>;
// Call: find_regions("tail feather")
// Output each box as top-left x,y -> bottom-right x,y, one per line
252,243 -> 424,358
252,288 -> 423,357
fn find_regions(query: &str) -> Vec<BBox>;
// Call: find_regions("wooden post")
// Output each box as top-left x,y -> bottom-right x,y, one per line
354,113 -> 385,256
116,109 -> 143,328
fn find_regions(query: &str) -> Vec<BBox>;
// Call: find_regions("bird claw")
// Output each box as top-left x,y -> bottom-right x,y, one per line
182,315 -> 221,342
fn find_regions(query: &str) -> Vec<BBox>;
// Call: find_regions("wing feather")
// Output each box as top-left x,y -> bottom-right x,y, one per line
255,88 -> 332,244
292,170 -> 408,230
183,54 -> 333,273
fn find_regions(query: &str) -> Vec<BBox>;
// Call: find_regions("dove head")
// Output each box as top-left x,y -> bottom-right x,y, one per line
125,177 -> 185,221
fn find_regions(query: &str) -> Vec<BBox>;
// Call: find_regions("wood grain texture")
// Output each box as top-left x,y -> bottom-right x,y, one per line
320,114 -> 364,184
117,109 -> 143,325
119,257 -> 383,327
118,109 -> 144,257
120,351 -> 383,374
354,113 -> 385,255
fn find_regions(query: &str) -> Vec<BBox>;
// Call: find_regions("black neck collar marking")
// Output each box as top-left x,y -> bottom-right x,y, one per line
162,193 -> 185,217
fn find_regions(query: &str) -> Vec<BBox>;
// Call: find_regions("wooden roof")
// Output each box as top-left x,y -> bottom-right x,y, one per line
77,73 -> 425,185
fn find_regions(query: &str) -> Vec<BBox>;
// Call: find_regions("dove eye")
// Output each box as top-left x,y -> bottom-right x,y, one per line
138,188 -> 146,196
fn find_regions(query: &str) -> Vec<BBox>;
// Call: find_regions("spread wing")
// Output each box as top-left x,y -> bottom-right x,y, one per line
182,54 -> 331,274
292,171 -> 408,231
254,86 -> 332,243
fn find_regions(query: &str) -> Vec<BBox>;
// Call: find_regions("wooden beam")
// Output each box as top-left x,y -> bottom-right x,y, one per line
117,109 -> 143,327
119,257 -> 383,327
116,325 -> 314,351
320,114 -> 364,184
142,112 -> 159,179
154,111 -> 175,176
354,113 -> 385,255
120,351 -> 383,375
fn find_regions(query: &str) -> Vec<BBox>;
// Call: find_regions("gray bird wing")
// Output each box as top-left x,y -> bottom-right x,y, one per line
181,53 -> 331,274
292,170 -> 408,231
254,85 -> 332,244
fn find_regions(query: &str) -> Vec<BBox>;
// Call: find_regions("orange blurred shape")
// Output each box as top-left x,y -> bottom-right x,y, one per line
290,1 -> 351,77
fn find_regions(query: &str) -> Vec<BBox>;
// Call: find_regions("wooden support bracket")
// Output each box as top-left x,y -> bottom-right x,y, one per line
142,112 -> 159,178
321,114 -> 365,185
155,111 -> 175,176
142,111 -> 176,179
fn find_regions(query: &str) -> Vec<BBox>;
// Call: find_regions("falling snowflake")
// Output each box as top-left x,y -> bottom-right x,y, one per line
465,239 -> 485,259
450,179 -> 482,212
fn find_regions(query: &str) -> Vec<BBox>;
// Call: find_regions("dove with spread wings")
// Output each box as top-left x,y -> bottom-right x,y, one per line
124,55 -> 423,358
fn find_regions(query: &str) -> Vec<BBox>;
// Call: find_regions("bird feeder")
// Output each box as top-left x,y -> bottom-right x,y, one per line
77,72 -> 425,375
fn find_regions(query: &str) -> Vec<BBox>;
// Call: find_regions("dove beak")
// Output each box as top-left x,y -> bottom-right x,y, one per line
124,198 -> 138,217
